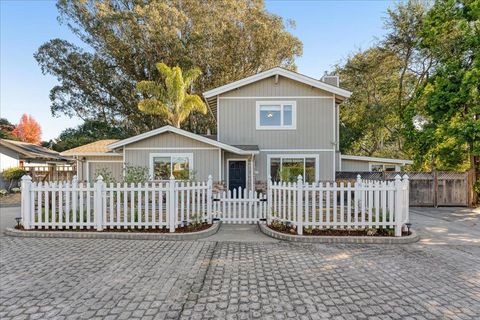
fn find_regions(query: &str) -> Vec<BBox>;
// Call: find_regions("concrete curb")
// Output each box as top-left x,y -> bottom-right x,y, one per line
259,224 -> 419,244
4,222 -> 221,241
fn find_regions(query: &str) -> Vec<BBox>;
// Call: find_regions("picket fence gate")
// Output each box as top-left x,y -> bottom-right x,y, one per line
213,188 -> 267,224
20,174 -> 410,236
21,175 -> 212,232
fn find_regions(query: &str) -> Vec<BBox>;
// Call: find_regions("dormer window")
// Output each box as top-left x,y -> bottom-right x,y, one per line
256,101 -> 296,130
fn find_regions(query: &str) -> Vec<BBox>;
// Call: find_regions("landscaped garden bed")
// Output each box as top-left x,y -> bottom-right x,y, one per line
14,223 -> 212,233
268,222 -> 410,237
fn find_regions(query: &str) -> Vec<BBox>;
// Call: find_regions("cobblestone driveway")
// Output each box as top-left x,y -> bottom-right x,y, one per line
1,235 -> 479,320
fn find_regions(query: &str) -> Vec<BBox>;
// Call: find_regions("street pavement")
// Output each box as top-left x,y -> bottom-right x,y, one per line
0,206 -> 479,319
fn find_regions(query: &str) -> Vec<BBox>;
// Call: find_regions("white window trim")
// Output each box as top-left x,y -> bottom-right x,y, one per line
266,154 -> 320,182
149,153 -> 193,181
226,159 -> 248,191
256,101 -> 297,130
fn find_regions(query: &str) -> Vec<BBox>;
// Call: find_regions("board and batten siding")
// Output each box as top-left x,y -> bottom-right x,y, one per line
79,155 -> 123,181
123,132 -> 221,181
218,98 -> 335,149
341,159 -> 370,172
217,75 -> 336,182
88,162 -> 123,182
220,75 -> 333,97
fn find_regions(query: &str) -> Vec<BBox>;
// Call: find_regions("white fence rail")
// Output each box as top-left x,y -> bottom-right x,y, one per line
21,175 -> 212,232
213,187 -> 267,224
268,174 -> 410,236
20,173 -> 409,236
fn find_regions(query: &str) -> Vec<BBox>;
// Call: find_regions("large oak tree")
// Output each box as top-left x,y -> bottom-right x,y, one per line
35,0 -> 302,134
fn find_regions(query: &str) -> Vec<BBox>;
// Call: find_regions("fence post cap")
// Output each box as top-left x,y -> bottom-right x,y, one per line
96,175 -> 104,182
297,175 -> 303,183
169,174 -> 175,180
207,174 -> 213,180
356,174 -> 362,181
402,174 -> 409,180
21,175 -> 32,181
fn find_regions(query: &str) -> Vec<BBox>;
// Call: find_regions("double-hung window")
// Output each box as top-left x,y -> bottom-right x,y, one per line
256,101 -> 296,129
149,153 -> 193,180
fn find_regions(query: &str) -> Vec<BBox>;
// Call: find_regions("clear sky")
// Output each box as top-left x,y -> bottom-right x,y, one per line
0,0 -> 393,141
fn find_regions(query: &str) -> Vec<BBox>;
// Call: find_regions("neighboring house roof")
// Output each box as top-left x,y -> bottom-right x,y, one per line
107,126 -> 259,155
203,67 -> 352,117
60,139 -> 122,156
0,139 -> 68,162
340,154 -> 413,165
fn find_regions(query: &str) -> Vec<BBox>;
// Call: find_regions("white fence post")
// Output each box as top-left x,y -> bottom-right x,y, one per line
267,175 -> 272,225
207,175 -> 213,223
168,175 -> 176,232
297,175 -> 303,235
403,174 -> 410,226
94,175 -> 104,231
394,175 -> 402,237
21,175 -> 32,229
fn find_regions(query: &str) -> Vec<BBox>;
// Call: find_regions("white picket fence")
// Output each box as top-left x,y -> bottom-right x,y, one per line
20,173 -> 410,236
268,174 -> 410,236
213,188 -> 267,224
20,175 -> 212,232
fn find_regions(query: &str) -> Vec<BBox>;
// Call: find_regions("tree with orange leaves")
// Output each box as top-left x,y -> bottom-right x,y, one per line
12,114 -> 42,145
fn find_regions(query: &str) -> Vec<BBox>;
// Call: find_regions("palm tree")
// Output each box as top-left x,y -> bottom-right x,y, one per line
137,63 -> 207,128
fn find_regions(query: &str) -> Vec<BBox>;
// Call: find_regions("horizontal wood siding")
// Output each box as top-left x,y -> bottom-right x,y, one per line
219,97 -> 335,149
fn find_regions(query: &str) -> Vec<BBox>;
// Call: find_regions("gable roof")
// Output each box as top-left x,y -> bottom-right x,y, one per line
60,139 -> 121,156
107,125 -> 259,155
202,67 -> 352,118
0,139 -> 68,161
204,67 -> 352,99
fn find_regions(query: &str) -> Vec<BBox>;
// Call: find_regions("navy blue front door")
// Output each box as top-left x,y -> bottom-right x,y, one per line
228,161 -> 246,191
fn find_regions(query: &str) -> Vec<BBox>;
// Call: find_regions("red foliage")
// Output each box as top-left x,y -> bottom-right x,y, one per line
12,114 -> 42,144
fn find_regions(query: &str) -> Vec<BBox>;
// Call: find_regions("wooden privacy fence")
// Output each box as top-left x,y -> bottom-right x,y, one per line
213,188 -> 267,224
337,171 -> 470,207
268,175 -> 410,236
20,175 -> 212,232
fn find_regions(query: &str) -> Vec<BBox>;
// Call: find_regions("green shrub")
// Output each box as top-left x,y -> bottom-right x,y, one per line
10,187 -> 21,193
1,167 -> 27,191
94,167 -> 117,184
0,189 -> 7,197
123,164 -> 150,184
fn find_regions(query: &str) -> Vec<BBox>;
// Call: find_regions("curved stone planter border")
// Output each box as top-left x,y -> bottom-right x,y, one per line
259,224 -> 419,244
4,222 -> 221,241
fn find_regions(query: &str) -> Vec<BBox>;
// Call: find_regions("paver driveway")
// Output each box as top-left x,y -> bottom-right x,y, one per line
1,208 -> 480,319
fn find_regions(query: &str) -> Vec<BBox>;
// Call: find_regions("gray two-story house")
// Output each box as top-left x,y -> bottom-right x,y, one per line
62,67 -> 412,190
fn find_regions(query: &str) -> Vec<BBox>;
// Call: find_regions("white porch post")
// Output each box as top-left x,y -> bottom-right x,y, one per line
250,153 -> 255,191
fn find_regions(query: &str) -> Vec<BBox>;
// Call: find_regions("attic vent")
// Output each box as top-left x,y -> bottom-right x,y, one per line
321,75 -> 339,87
